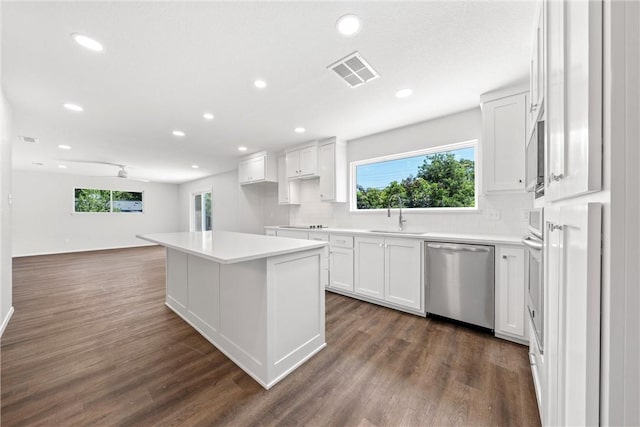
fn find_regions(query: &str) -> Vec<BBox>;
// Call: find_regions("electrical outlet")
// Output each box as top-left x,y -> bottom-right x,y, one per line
486,209 -> 501,221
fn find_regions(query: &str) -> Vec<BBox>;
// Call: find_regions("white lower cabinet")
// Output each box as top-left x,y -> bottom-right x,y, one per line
354,236 -> 422,312
494,245 -> 526,342
329,246 -> 354,292
309,233 -> 329,288
384,238 -> 422,310
354,237 -> 385,299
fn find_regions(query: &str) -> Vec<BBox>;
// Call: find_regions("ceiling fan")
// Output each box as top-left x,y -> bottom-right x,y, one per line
61,159 -> 150,182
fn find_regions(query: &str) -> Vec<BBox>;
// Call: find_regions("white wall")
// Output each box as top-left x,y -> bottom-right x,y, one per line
1,92 -> 14,334
0,0 -> 15,336
178,169 -> 288,234
289,108 -> 530,236
12,170 -> 180,256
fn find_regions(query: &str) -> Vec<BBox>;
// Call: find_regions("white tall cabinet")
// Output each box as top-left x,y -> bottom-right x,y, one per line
541,0 -> 604,425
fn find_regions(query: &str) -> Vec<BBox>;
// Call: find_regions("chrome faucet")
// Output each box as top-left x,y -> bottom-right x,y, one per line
387,194 -> 407,231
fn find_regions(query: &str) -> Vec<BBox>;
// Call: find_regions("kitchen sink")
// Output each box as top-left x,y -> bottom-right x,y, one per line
367,230 -> 427,235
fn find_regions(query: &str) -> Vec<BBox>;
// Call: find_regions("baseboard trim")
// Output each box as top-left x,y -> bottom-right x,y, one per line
13,243 -> 159,258
0,306 -> 14,338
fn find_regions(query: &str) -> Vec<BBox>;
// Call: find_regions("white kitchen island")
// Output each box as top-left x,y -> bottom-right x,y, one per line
137,231 -> 328,389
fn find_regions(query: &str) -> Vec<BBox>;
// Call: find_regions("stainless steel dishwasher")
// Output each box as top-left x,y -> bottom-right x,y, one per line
425,242 -> 495,330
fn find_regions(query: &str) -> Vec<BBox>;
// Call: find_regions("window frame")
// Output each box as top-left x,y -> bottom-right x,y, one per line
349,139 -> 479,213
72,188 -> 145,214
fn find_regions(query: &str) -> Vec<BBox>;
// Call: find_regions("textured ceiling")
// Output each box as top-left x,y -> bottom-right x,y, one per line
3,1 -> 535,183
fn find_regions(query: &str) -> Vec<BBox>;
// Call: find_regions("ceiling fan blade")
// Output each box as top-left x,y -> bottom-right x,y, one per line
60,159 -> 126,168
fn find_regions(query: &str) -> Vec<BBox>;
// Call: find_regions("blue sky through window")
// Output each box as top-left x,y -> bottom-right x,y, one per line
356,147 -> 475,189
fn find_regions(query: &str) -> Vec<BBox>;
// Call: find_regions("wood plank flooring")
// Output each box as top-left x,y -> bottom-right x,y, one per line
2,246 -> 540,426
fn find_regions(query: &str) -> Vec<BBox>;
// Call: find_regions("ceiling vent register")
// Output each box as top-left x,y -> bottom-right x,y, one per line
327,51 -> 379,88
19,135 -> 39,144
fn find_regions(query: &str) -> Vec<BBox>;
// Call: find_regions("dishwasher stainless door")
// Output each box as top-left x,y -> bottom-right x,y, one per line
425,242 -> 495,329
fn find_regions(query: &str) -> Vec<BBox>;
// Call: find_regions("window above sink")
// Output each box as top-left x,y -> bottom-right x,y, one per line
350,140 -> 478,212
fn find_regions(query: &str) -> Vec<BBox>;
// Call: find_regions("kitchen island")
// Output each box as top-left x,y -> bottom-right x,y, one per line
137,231 -> 328,389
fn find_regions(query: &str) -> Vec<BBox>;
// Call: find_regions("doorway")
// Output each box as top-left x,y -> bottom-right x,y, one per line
191,190 -> 212,232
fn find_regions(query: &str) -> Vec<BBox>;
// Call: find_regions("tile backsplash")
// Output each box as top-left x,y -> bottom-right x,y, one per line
288,179 -> 531,236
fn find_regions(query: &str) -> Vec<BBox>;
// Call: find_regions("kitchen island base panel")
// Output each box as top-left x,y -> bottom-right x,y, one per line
165,247 -> 326,389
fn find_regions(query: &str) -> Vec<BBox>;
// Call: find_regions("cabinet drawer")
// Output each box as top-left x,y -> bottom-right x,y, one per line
309,233 -> 329,242
330,234 -> 353,248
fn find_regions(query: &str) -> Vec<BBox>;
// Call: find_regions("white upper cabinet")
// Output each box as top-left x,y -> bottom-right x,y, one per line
529,0 -> 545,129
545,0 -> 602,201
277,155 -> 300,205
238,151 -> 277,185
286,142 -> 319,179
481,89 -> 528,193
318,137 -> 347,203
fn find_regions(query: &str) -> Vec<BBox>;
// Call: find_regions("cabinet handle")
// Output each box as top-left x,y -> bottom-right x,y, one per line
550,173 -> 564,182
502,255 -> 507,259
518,179 -> 523,183
379,243 -> 383,247
320,194 -> 324,198
530,103 -> 538,113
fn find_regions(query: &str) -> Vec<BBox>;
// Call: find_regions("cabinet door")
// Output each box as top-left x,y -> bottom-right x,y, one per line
298,145 -> 318,176
277,155 -> 289,203
495,246 -> 525,338
238,159 -> 252,183
483,93 -> 527,192
546,0 -> 602,201
529,1 -> 544,128
329,246 -> 354,292
286,150 -> 300,178
354,237 -> 385,299
545,203 -> 601,426
319,143 -> 335,201
249,156 -> 266,182
384,238 -> 422,310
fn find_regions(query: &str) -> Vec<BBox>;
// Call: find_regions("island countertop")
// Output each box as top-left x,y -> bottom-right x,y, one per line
138,231 -> 327,264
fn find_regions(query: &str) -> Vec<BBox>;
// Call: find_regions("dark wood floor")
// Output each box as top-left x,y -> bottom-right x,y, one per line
2,246 -> 540,426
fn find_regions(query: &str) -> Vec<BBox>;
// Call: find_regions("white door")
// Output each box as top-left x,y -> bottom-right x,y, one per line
495,246 -> 525,338
384,238 -> 422,310
249,155 -> 266,182
318,143 -> 335,201
545,203 -> 601,426
482,93 -> 527,192
546,0 -> 602,201
354,237 -> 385,299
329,246 -> 354,292
277,155 -> 288,204
286,150 -> 300,178
238,159 -> 252,183
191,190 -> 212,232
299,145 -> 318,176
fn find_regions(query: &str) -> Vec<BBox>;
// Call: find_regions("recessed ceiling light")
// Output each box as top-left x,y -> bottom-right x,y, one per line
336,14 -> 361,37
71,33 -> 104,52
203,113 -> 214,120
238,146 -> 248,152
172,130 -> 185,137
58,165 -> 67,169
191,164 -> 199,169
254,80 -> 267,89
395,88 -> 413,99
57,144 -> 71,150
294,127 -> 306,134
63,103 -> 84,112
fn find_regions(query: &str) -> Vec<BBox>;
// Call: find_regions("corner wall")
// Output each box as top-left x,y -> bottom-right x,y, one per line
0,90 -> 14,335
11,170 -> 180,256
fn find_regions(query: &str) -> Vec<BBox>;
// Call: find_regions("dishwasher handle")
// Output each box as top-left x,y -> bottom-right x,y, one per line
426,243 -> 491,253
522,236 -> 543,251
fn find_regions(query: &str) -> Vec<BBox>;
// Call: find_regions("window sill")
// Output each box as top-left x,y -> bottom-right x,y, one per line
349,207 -> 480,214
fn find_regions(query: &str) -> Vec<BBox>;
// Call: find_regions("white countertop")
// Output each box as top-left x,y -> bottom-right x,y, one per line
264,226 -> 523,246
138,231 -> 327,264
